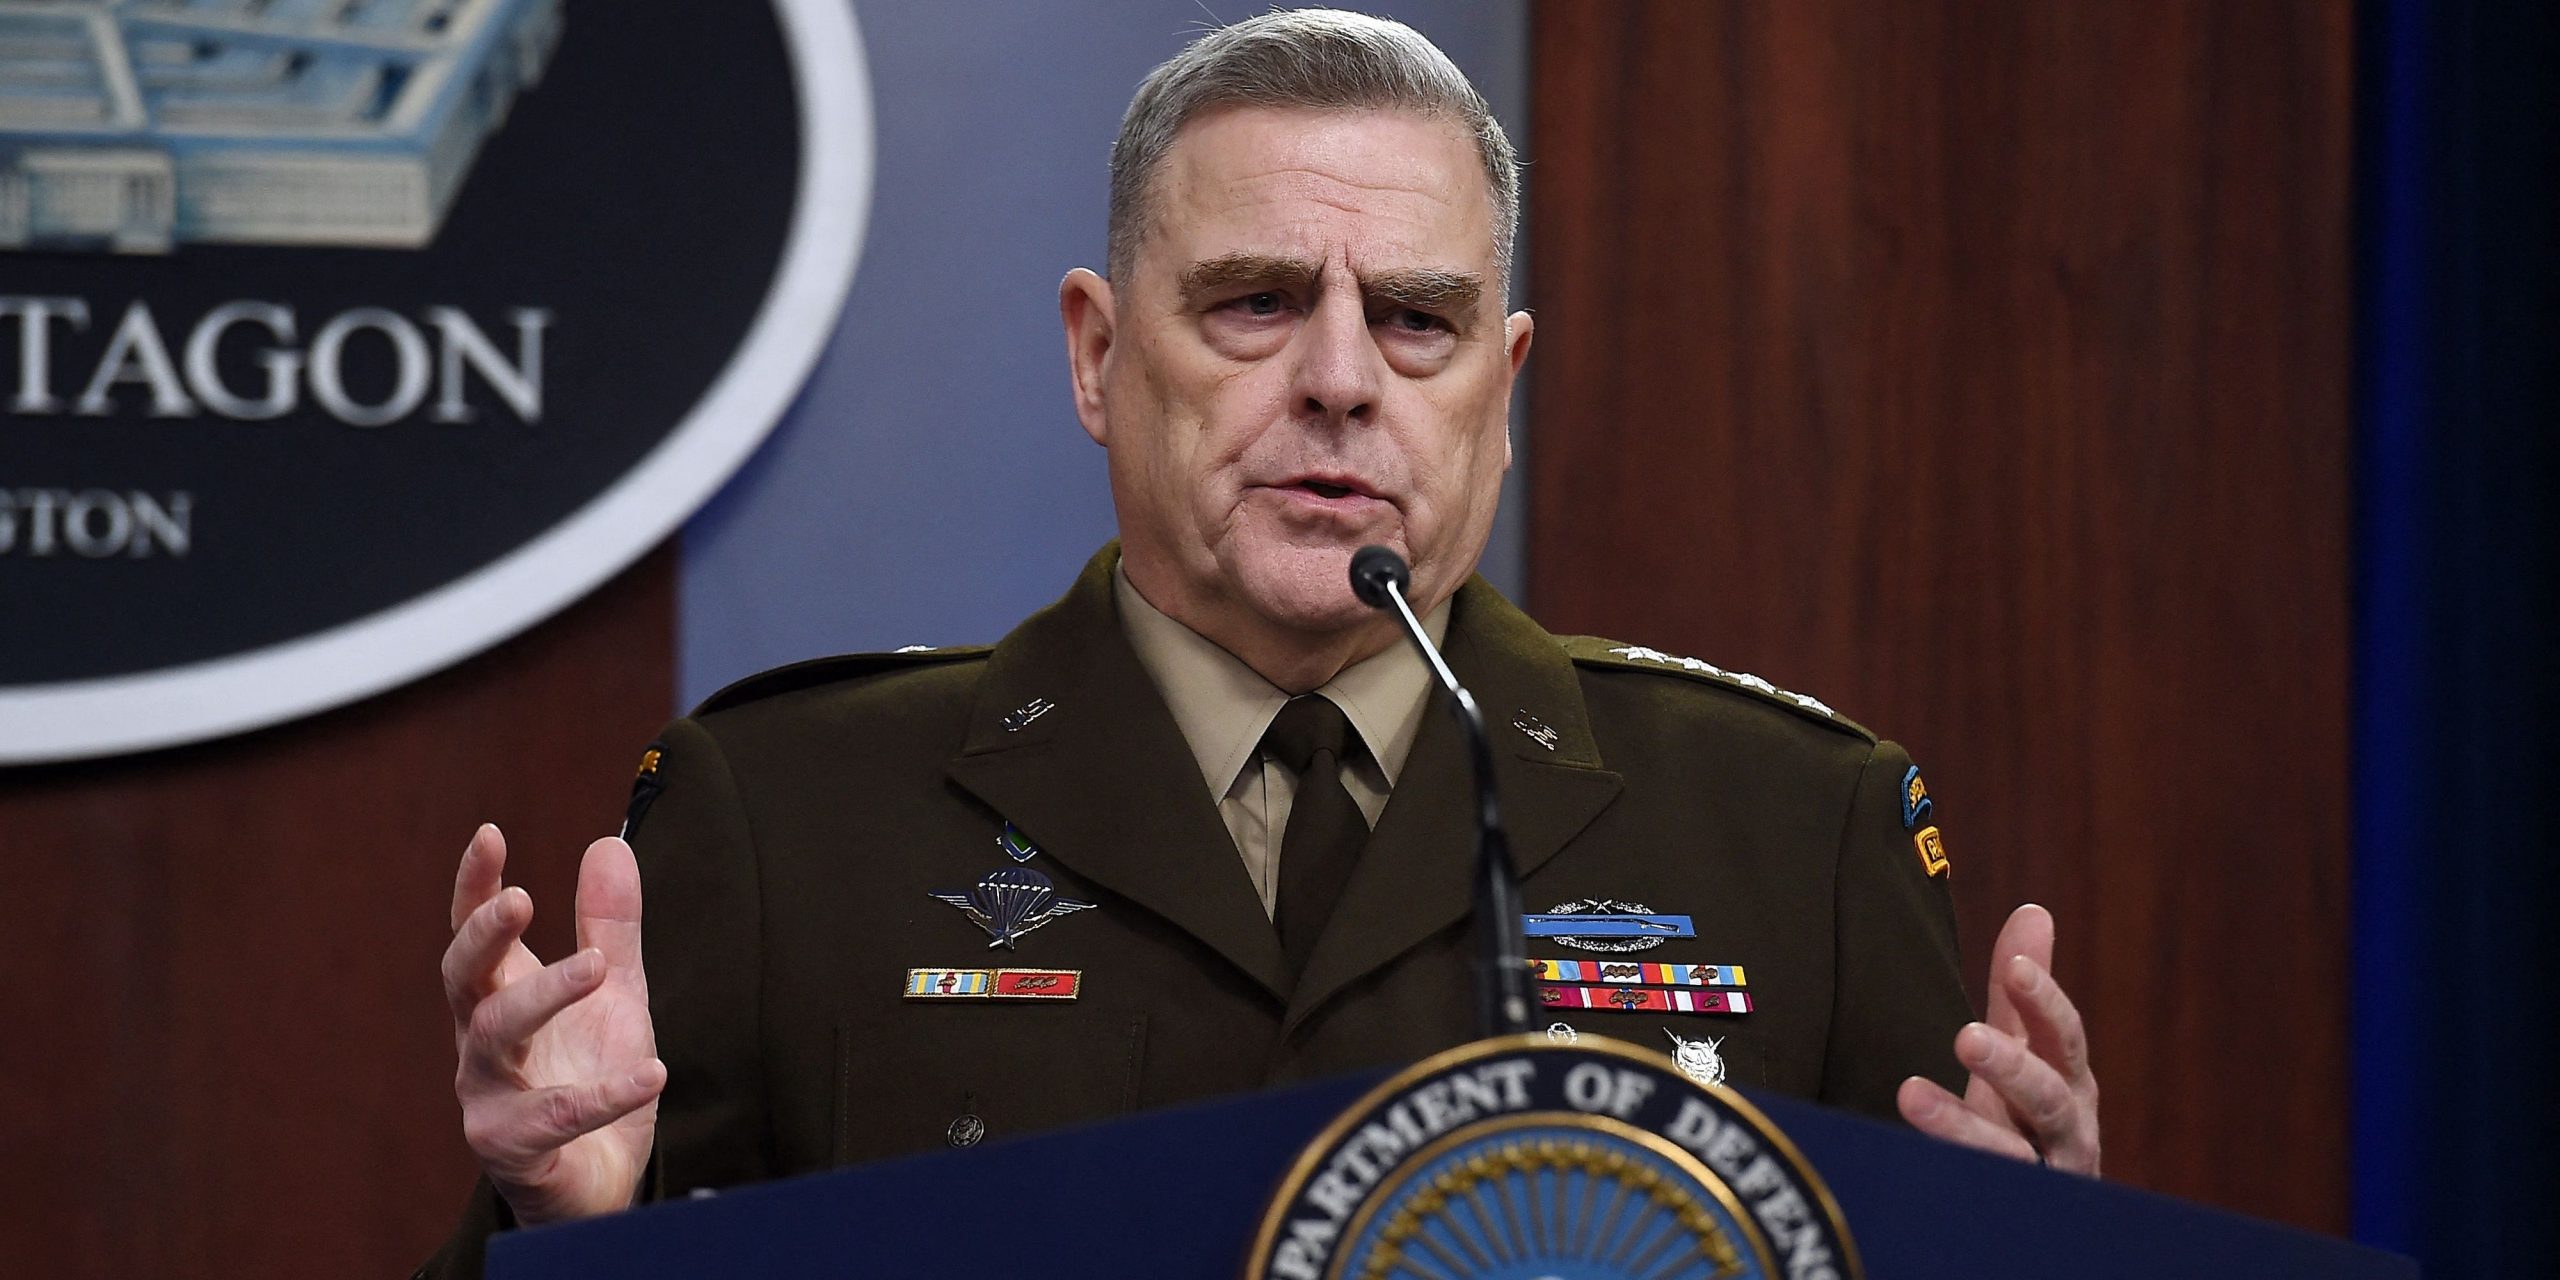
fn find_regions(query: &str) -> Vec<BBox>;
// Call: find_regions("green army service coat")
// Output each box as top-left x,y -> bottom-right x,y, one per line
422,546 -> 1971,1277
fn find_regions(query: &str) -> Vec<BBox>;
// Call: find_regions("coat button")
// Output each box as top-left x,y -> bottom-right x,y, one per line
945,1114 -> 986,1148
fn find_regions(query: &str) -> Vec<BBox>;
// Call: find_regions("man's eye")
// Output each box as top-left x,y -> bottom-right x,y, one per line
1384,309 -> 1445,333
1238,292 -> 1285,316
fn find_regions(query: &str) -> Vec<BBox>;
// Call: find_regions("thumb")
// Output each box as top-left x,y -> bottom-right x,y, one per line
574,837 -> 645,974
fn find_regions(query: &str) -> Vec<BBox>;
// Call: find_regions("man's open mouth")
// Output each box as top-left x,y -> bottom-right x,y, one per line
1302,481 -> 1354,500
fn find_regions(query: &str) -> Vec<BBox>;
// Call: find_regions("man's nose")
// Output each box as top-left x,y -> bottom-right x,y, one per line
1288,289 -> 1384,427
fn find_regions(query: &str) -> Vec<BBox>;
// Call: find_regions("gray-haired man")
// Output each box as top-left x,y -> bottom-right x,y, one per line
424,10 -> 2097,1275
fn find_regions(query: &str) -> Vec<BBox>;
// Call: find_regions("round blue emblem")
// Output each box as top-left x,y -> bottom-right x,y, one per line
1246,1035 -> 1861,1280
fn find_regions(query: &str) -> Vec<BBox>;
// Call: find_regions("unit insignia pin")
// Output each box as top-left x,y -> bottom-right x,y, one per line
1666,1030 -> 1727,1088
1902,766 -> 1934,831
1512,711 -> 1560,751
1001,697 -> 1055,732
1524,898 -> 1696,953
996,822 -> 1039,863
929,866 -> 1094,948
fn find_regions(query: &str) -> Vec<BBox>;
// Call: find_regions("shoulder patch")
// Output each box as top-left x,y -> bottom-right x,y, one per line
695,645 -> 993,716
1562,636 -> 1872,740
621,740 -> 667,840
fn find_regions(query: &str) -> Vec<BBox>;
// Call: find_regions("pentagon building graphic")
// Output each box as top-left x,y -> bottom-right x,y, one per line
0,0 -> 563,253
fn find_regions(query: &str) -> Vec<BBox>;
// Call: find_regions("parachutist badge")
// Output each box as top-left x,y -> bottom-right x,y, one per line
930,866 -> 1095,949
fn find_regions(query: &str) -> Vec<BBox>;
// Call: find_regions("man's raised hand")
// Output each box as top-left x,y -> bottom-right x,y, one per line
442,825 -> 664,1225
1894,903 -> 2102,1176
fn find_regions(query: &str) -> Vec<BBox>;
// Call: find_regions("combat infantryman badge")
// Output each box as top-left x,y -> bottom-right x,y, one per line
929,866 -> 1095,949
1525,899 -> 1695,952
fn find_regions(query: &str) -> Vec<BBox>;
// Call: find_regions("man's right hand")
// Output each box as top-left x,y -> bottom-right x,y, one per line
443,825 -> 665,1226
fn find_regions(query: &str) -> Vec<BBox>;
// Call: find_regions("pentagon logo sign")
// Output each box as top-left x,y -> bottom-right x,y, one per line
0,0 -> 872,762
1246,1035 -> 1862,1280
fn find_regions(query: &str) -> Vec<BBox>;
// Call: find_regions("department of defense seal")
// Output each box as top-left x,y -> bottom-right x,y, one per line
1244,1034 -> 1860,1280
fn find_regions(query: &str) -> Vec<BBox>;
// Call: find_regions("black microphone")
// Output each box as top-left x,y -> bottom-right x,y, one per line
1349,545 -> 1532,1039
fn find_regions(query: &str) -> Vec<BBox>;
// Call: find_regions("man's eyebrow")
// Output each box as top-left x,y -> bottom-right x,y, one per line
1176,255 -> 1488,318
1363,269 -> 1484,317
1178,253 -> 1318,300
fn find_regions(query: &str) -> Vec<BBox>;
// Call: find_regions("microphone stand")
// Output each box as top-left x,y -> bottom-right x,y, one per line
1352,547 -> 1531,1039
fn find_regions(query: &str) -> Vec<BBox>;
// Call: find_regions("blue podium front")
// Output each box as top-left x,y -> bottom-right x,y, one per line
488,1067 -> 2414,1280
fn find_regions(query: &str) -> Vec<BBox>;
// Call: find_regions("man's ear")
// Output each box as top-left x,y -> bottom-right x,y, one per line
1060,268 -> 1116,446
1501,310 -> 1534,471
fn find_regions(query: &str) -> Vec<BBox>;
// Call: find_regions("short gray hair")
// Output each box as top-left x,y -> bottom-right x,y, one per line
1106,8 -> 1519,289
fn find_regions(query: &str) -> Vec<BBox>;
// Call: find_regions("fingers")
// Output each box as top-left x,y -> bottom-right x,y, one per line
1954,1020 -> 2101,1176
465,1058 -> 668,1170
1956,1021 -> 2072,1130
1982,902 -> 2056,1037
1999,956 -> 2102,1173
2004,954 -> 2094,1089
462,948 -> 610,1066
1919,904 -> 2102,1175
573,837 -> 646,977
450,823 -> 509,932
442,885 -> 532,1023
1897,1075 -> 2036,1162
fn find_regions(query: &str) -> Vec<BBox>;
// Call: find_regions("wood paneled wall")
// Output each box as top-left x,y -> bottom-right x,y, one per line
1527,1 -> 2353,1231
0,551 -> 675,1277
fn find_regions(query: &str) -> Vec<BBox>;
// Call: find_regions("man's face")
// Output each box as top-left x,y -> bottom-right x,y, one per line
1066,106 -> 1531,648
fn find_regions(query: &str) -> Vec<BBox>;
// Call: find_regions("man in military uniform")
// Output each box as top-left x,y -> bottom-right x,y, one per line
426,11 -> 2099,1276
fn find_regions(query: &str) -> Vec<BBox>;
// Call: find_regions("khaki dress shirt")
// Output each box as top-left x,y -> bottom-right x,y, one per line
1113,563 -> 1451,917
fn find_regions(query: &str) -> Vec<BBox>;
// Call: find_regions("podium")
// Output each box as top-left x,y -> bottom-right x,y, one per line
487,1065 -> 2415,1279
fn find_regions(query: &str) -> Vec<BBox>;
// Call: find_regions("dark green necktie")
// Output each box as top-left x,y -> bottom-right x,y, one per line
1264,694 -> 1367,974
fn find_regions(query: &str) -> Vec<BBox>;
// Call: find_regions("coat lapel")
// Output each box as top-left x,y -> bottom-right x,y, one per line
1281,580 -> 1625,1036
944,547 -> 1294,1003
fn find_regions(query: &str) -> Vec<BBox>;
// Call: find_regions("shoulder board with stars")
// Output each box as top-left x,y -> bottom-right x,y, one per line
695,644 -> 994,716
1559,636 -> 1870,740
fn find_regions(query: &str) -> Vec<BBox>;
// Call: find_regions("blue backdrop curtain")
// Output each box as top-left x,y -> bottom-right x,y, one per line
2354,1 -> 2560,1272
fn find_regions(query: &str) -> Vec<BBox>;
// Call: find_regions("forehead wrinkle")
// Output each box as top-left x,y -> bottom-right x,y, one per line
1229,159 -> 1468,202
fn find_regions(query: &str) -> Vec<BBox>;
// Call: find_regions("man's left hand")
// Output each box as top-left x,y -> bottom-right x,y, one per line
1896,903 -> 2102,1175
